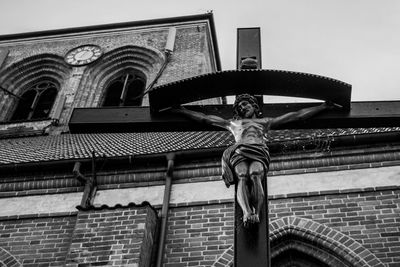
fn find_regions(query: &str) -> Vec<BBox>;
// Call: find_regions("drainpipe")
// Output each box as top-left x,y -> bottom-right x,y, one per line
72,151 -> 97,208
73,161 -> 88,207
146,27 -> 175,90
156,152 -> 176,267
0,85 -> 23,99
134,27 -> 176,103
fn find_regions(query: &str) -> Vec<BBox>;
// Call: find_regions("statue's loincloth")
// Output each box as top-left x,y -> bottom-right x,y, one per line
221,142 -> 270,188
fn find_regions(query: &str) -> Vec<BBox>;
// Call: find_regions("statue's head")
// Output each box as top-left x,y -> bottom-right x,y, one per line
233,94 -> 262,119
240,57 -> 258,70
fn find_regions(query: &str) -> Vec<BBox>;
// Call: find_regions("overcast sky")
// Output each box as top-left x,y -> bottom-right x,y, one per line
0,0 -> 399,102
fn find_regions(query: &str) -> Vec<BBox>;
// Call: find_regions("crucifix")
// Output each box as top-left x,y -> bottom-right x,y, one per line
166,28 -> 342,266
170,97 -> 338,266
69,26 -> 354,266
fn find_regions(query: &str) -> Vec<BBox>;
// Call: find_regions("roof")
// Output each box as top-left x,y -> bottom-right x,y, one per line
0,13 -> 221,71
1,128 -> 399,165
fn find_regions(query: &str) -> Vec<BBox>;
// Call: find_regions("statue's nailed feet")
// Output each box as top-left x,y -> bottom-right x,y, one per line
243,212 -> 260,228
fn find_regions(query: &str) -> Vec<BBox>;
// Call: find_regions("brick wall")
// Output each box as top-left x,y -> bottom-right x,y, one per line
0,215 -> 76,266
0,21 -> 218,130
160,26 -> 212,85
165,189 -> 400,266
65,204 -> 157,267
269,189 -> 400,266
165,203 -> 234,267
0,189 -> 397,266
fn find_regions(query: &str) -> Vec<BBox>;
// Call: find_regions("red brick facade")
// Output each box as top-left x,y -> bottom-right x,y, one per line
165,204 -> 234,266
1,13 -> 400,267
0,215 -> 76,266
164,188 -> 399,267
0,205 -> 157,267
66,205 -> 157,266
1,188 -> 398,266
0,148 -> 399,266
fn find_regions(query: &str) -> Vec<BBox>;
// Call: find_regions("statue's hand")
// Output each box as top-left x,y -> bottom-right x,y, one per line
162,104 -> 184,113
324,101 -> 343,110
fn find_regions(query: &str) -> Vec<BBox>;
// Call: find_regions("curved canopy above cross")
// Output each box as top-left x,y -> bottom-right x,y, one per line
149,69 -> 352,112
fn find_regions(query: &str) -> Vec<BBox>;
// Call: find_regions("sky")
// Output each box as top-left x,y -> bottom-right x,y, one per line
0,0 -> 399,102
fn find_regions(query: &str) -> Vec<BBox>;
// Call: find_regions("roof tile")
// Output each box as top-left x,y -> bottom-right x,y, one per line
1,128 -> 399,165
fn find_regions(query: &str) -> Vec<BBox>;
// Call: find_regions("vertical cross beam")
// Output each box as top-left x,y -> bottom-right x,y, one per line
235,28 -> 270,267
237,28 -> 262,69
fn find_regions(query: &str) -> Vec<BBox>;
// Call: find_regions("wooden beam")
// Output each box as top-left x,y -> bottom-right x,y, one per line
237,28 -> 262,69
69,101 -> 400,133
235,28 -> 270,267
235,182 -> 269,267
149,70 -> 352,112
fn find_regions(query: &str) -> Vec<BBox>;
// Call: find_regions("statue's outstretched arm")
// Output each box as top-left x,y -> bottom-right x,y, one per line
269,101 -> 341,129
170,106 -> 230,130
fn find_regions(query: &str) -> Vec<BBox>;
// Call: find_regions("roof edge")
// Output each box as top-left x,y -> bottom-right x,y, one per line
0,147 -> 225,172
0,13 -> 215,41
0,12 -> 221,71
207,13 -> 221,71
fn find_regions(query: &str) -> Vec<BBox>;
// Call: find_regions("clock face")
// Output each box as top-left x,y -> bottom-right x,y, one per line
65,45 -> 103,66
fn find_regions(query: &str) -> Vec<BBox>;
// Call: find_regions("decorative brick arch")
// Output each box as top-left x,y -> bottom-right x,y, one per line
212,246 -> 233,267
76,45 -> 165,107
0,248 -> 22,266
0,53 -> 70,121
212,216 -> 385,267
270,216 -> 385,267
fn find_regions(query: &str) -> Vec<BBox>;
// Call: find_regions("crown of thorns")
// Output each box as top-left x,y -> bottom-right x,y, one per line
233,94 -> 262,119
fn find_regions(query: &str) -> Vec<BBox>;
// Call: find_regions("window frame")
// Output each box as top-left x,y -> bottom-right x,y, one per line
10,81 -> 58,122
102,71 -> 146,107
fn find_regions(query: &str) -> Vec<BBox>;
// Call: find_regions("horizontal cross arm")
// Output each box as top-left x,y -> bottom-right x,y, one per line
69,101 -> 400,133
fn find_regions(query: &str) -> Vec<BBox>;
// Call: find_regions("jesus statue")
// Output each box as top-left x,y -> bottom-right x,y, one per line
171,94 -> 339,227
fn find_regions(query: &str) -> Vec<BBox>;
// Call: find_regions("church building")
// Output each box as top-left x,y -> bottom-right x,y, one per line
0,13 -> 399,267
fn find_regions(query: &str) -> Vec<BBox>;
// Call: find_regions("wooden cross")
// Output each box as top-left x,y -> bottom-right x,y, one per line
235,27 -> 270,267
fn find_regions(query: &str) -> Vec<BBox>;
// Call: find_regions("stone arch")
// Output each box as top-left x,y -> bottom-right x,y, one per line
0,53 -> 70,121
212,216 -> 385,267
76,45 -> 165,107
270,216 -> 385,267
0,247 -> 22,266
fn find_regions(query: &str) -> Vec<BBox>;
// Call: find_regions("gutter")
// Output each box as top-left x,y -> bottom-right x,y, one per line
0,147 -> 225,173
156,153 -> 176,267
268,131 -> 400,154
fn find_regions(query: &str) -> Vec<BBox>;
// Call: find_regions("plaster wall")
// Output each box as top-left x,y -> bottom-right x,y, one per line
1,165 -> 398,217
95,185 -> 166,207
94,182 -> 232,207
0,192 -> 81,217
268,164 -> 400,195
95,165 -> 400,208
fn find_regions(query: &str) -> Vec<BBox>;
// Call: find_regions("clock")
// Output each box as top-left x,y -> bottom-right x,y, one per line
65,45 -> 103,66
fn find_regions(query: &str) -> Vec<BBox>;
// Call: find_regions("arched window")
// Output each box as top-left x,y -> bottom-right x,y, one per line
11,81 -> 58,121
102,73 -> 146,106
